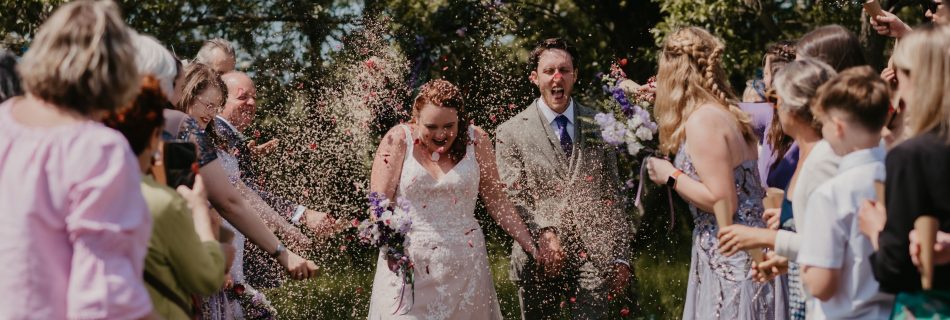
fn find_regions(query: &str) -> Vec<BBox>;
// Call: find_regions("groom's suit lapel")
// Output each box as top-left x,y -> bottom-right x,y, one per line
527,100 -> 570,177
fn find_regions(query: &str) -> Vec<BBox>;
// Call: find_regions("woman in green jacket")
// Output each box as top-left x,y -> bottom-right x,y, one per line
105,76 -> 226,319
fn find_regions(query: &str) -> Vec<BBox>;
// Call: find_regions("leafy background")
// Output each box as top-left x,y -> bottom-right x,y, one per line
2,0 -> 930,318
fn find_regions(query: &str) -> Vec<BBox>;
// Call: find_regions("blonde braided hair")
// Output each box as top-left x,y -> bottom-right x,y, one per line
655,27 -> 756,154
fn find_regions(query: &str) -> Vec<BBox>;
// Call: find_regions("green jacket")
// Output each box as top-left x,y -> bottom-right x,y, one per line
141,176 -> 225,319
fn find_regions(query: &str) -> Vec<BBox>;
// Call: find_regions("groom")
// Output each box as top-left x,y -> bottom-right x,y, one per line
496,38 -> 635,319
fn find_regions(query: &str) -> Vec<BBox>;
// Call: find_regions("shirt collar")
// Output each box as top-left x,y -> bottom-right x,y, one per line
837,145 -> 885,174
215,115 -> 239,133
537,97 -> 575,125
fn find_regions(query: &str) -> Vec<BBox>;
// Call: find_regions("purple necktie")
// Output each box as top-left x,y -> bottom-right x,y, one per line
554,115 -> 573,158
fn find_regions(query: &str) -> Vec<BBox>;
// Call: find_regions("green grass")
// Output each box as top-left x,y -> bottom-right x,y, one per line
265,195 -> 694,319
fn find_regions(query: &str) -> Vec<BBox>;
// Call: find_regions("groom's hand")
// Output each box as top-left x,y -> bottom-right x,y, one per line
537,230 -> 565,278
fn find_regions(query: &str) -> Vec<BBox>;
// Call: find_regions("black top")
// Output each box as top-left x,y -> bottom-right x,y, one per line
870,130 -> 950,293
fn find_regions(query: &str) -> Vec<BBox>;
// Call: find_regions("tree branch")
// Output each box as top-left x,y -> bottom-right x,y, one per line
175,14 -> 344,31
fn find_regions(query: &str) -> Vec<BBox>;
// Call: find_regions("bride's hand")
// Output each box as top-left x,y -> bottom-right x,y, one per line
646,157 -> 676,185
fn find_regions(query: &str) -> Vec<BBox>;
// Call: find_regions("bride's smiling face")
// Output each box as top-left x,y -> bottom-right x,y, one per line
415,103 -> 459,154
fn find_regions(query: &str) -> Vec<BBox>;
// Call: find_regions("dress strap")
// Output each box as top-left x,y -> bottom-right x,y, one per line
400,124 -> 414,165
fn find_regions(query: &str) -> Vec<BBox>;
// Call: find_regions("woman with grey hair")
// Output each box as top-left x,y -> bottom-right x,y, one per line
0,50 -> 20,102
717,58 -> 838,319
0,1 -> 157,319
131,32 -> 319,289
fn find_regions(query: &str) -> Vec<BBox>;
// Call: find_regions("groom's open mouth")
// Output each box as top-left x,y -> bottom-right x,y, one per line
551,87 -> 566,101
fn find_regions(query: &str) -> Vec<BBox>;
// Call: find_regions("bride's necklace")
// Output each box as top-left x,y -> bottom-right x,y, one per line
416,132 -> 446,162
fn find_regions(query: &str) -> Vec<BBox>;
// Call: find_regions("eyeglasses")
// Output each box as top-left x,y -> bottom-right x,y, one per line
194,96 -> 222,112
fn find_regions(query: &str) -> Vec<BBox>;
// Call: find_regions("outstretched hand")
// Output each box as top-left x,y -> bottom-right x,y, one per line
302,210 -> 340,239
280,250 -> 319,280
718,225 -> 772,256
248,138 -> 280,158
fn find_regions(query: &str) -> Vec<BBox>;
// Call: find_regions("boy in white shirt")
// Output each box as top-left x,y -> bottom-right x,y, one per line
798,66 -> 895,319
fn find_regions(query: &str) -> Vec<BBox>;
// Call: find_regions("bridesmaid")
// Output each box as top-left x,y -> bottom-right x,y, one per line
646,27 -> 779,319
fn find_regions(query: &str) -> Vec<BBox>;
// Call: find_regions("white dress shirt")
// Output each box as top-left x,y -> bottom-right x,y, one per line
537,97 -> 575,142
797,146 -> 893,319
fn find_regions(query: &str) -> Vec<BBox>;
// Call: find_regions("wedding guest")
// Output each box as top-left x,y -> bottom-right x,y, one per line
646,27 -> 778,319
103,76 -> 226,319
861,24 -> 950,317
496,38 -> 635,318
174,62 -> 312,319
0,1 -> 155,319
0,50 -> 20,102
798,66 -> 894,319
756,40 -> 799,191
216,71 -> 338,289
723,58 -> 837,320
796,25 -> 867,72
194,38 -> 236,74
132,31 -> 318,296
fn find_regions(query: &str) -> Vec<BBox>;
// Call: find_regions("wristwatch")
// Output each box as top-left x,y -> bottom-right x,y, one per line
666,169 -> 684,189
270,243 -> 286,258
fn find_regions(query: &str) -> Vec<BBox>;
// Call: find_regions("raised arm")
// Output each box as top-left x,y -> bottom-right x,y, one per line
473,126 -> 538,259
369,126 -> 408,204
202,159 -> 317,280
234,178 -> 311,249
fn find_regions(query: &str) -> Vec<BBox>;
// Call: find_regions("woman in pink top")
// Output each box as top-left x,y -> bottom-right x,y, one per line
0,1 -> 156,319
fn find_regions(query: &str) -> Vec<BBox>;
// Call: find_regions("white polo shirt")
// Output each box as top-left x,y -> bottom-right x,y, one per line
798,146 -> 894,319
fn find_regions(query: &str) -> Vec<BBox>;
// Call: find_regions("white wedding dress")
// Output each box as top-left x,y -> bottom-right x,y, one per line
367,125 -> 503,319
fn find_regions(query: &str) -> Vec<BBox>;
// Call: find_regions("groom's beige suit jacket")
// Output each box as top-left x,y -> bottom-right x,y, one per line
495,99 -> 634,275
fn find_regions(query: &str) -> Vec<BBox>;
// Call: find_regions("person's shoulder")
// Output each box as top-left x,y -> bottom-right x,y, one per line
140,177 -> 186,220
891,132 -> 950,158
497,102 -> 537,132
69,122 -> 137,159
381,123 -> 410,146
686,104 -> 729,127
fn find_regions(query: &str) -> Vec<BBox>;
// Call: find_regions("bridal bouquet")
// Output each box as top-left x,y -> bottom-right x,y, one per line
356,192 -> 414,311
594,62 -> 659,174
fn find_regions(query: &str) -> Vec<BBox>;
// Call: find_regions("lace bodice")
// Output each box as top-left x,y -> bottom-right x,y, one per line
396,125 -> 481,234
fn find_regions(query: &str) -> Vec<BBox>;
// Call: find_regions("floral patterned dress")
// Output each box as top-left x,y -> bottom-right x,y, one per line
675,144 -> 780,319
367,125 -> 502,319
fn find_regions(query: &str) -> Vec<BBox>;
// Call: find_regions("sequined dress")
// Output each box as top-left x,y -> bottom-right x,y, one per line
675,144 -> 779,319
367,125 -> 502,319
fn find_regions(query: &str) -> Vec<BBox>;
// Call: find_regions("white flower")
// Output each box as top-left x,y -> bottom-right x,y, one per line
636,126 -> 654,141
391,211 -> 412,234
627,115 -> 643,130
627,141 -> 644,155
380,210 -> 393,225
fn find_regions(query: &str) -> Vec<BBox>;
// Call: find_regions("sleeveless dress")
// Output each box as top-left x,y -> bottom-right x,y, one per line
202,149 -> 247,319
675,144 -> 779,319
367,125 -> 503,320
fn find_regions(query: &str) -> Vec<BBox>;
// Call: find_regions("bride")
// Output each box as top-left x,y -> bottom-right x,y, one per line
367,79 -> 538,319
